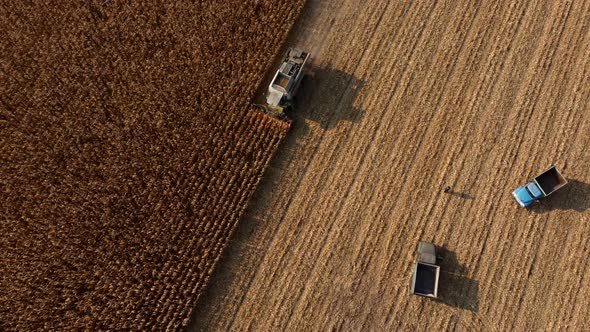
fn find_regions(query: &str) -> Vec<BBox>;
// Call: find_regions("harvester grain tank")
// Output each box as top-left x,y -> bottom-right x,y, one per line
267,48 -> 309,110
512,166 -> 567,207
255,48 -> 310,120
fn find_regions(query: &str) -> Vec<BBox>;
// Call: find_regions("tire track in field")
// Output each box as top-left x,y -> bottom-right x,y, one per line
540,59 -> 590,329
272,1 -> 440,330
472,0 -> 568,314
231,1 -> 398,328
564,115 -> 590,329
478,9 -> 576,330
434,0 -> 572,326
387,0 -> 533,328
565,109 -> 590,326
284,0 -> 478,326
438,0 -> 551,322
429,0 -> 540,263
207,2 -> 353,330
344,0 -> 461,265
377,0 -> 513,326
557,93 -> 590,330
421,0 -> 533,277
511,5 -> 590,328
566,226 -> 590,329
300,2 -> 463,328
479,2 -> 573,325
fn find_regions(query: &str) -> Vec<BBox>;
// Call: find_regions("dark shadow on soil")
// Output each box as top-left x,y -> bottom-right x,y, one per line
435,248 -> 479,312
291,67 -> 365,130
251,4 -> 365,133
251,65 -> 365,135
530,179 -> 590,213
445,190 -> 474,200
253,65 -> 365,134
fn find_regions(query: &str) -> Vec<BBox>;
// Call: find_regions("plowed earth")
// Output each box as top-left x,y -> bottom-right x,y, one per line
0,1 -> 300,330
193,0 -> 590,330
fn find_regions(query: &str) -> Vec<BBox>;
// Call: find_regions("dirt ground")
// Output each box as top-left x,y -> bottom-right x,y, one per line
191,0 -> 590,330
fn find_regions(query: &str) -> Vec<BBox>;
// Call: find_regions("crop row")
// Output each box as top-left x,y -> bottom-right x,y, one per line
0,0 -> 302,330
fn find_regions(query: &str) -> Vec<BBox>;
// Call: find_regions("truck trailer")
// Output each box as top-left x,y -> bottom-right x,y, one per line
410,242 -> 440,298
512,166 -> 567,207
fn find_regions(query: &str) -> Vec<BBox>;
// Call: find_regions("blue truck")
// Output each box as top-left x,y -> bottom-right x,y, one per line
512,166 -> 567,207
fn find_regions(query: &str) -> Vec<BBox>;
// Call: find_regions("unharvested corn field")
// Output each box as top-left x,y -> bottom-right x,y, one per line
1,0 -> 301,330
193,0 -> 590,331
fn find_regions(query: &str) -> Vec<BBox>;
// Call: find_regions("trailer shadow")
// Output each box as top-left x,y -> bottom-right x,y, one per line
291,66 -> 365,131
435,248 -> 479,312
530,179 -> 590,213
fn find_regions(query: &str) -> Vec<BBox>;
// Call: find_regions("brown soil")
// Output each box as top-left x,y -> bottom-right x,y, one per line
192,0 -> 590,330
0,1 -> 300,330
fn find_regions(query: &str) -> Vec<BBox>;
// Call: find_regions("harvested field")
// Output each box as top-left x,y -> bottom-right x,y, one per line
0,1 -> 300,330
193,0 -> 590,331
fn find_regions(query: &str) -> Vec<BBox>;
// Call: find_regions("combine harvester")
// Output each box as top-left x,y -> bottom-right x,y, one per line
512,166 -> 567,207
255,48 -> 310,123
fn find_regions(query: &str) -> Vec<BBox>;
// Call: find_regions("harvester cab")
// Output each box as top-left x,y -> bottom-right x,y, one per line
255,48 -> 310,120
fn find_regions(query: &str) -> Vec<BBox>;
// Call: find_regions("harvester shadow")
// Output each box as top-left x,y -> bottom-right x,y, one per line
530,179 -> 590,213
291,66 -> 365,131
435,248 -> 479,312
